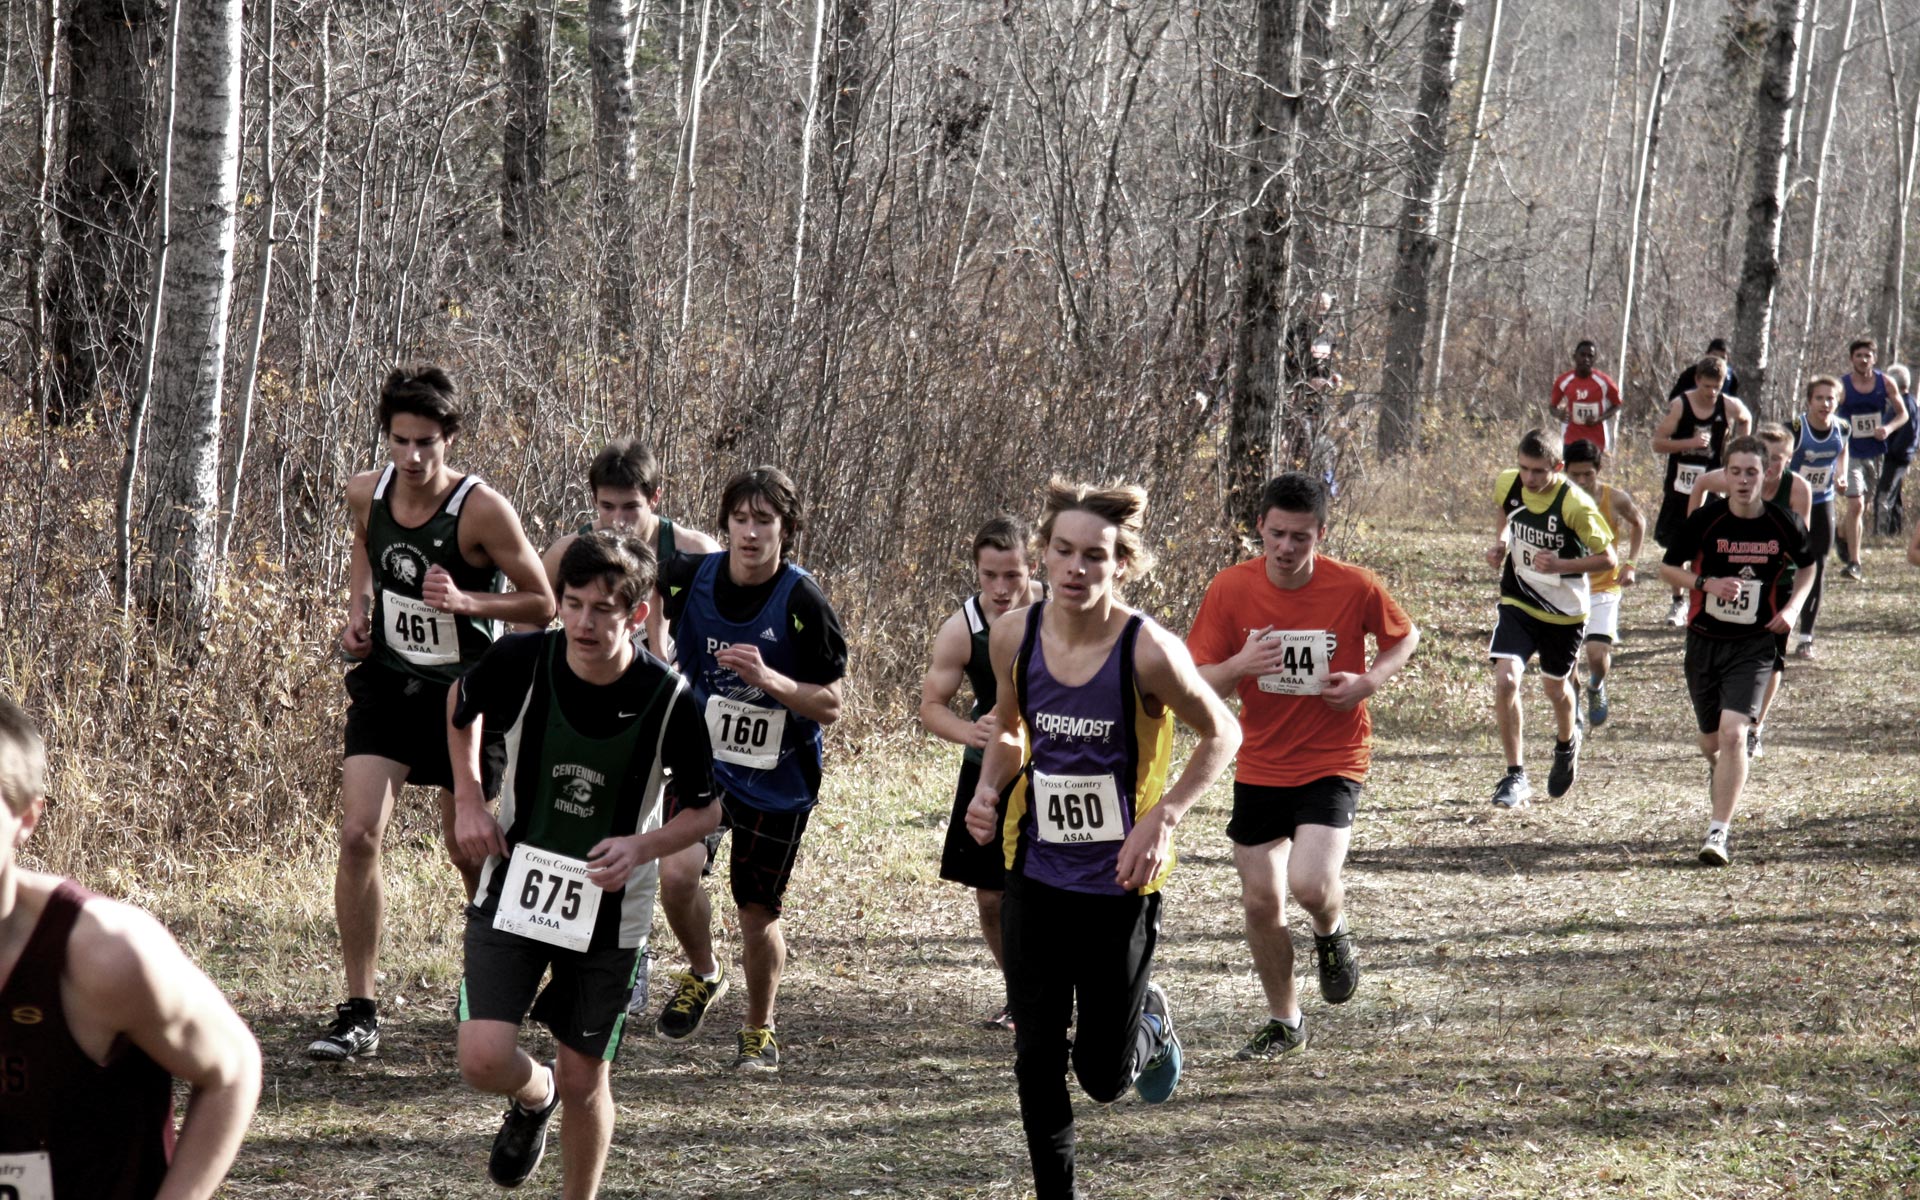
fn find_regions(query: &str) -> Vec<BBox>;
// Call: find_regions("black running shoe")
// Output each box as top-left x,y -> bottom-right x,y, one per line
1547,728 -> 1581,799
656,969 -> 728,1042
487,1063 -> 559,1188
307,1001 -> 379,1061
1235,1017 -> 1309,1060
1315,928 -> 1360,1004
1491,770 -> 1532,809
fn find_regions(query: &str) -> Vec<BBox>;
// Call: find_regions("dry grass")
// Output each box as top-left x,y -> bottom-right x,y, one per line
17,497 -> 1911,1198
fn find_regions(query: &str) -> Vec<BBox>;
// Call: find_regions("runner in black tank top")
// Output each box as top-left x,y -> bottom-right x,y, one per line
1653,357 -> 1753,623
0,699 -> 260,1198
918,517 -> 1042,1029
315,368 -> 556,1063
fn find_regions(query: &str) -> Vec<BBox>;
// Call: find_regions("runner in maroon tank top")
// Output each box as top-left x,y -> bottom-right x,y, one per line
0,698 -> 260,1199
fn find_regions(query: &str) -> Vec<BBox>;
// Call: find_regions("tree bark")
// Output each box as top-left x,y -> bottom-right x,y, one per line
1584,0 -> 1628,309
141,0 -> 243,642
502,9 -> 549,250
28,0 -> 63,425
49,0 -> 164,424
790,0 -> 827,323
1227,0 -> 1300,532
1429,0 -> 1504,394
1614,0 -> 1679,389
1731,0 -> 1806,421
589,0 -> 638,325
1793,0 -> 1857,384
1376,0 -> 1465,457
220,0 -> 278,562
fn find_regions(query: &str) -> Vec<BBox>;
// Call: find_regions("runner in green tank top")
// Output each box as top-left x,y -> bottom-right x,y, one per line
311,368 -> 555,1063
918,515 -> 1044,1029
450,532 -> 719,1196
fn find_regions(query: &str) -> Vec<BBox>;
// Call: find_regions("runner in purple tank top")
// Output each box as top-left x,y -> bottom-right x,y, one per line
964,479 -> 1239,1200
0,697 -> 260,1199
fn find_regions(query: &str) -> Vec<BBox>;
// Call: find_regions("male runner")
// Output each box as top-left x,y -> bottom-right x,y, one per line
1835,338 -> 1908,578
1687,423 -> 1811,761
0,697 -> 261,1199
1549,340 -> 1624,455
312,368 -> 555,1061
1653,358 -> 1753,625
964,478 -> 1239,1200
1484,429 -> 1616,808
1560,439 -> 1644,729
1659,437 -> 1816,866
1188,472 -> 1418,1059
449,533 -> 719,1197
918,516 -> 1043,1029
1875,364 -> 1916,535
1665,338 -> 1740,401
536,439 -> 720,655
653,467 -> 848,1071
1787,376 -> 1847,658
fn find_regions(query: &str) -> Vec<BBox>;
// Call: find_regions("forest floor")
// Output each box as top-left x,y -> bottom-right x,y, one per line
90,508 -> 1920,1199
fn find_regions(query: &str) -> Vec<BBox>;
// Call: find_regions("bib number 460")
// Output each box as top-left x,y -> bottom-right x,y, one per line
1046,789 -> 1106,833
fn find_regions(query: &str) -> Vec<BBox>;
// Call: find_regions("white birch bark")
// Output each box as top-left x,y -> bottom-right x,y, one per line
1730,0 -> 1806,420
220,0 -> 279,562
790,0 -> 827,323
1614,0 -> 1679,384
1794,0 -> 1857,380
1428,0 -> 1504,395
589,0 -> 639,324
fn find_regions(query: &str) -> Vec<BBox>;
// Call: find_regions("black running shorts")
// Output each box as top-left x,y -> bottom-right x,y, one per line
343,660 -> 504,796
1488,605 -> 1585,680
939,757 -> 1006,891
1228,777 -> 1361,846
459,911 -> 641,1061
1683,632 -> 1777,734
716,794 -> 811,916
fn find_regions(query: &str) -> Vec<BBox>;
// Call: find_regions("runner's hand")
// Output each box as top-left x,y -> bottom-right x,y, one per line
715,643 -> 776,690
1533,550 -> 1566,573
1320,671 -> 1374,712
968,712 -> 1000,750
1115,806 -> 1174,891
1702,577 -> 1741,604
452,786 -> 508,864
1767,605 -> 1799,635
341,609 -> 372,659
586,835 -> 644,891
1484,542 -> 1506,569
1618,563 -> 1638,587
964,786 -> 1000,845
423,564 -> 467,614
1231,627 -> 1288,679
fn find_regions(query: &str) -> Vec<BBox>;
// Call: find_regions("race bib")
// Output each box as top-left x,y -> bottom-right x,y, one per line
1256,629 -> 1336,696
1674,462 -> 1705,496
1850,411 -> 1882,438
1514,540 -> 1561,583
1708,579 -> 1762,626
1802,464 -> 1835,492
493,844 -> 601,953
0,1151 -> 55,1200
705,695 -> 786,770
382,590 -> 457,667
1031,771 -> 1124,845
1571,400 -> 1603,426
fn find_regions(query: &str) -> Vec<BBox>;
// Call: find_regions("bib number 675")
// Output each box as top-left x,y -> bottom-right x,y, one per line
519,868 -> 583,922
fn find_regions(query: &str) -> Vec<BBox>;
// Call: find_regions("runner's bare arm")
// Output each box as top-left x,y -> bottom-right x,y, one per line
1611,488 -> 1646,585
447,686 -> 509,863
1651,398 -> 1698,454
1728,397 -> 1754,439
426,486 -> 555,627
586,796 -> 724,891
966,609 -> 1032,845
342,472 -> 378,657
1321,624 -> 1421,713
1195,627 -> 1289,696
919,613 -> 994,748
70,903 -> 261,1200
1908,518 -> 1920,566
1882,390 -> 1910,437
1686,468 -> 1728,516
1115,624 -> 1241,891
1769,553 -> 1819,634
514,533 -> 577,632
1791,475 -> 1812,522
1485,503 -> 1510,568
715,644 -> 844,724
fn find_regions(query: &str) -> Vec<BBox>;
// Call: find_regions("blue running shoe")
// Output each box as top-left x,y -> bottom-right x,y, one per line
1133,982 -> 1183,1104
1587,682 -> 1610,729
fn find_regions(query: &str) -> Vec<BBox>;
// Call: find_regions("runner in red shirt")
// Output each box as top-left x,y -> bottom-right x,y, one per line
1550,340 -> 1624,455
1188,473 -> 1420,1060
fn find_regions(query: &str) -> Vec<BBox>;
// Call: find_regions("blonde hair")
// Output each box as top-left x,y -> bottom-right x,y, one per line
0,697 -> 46,816
1037,477 -> 1155,577
1756,421 -> 1793,451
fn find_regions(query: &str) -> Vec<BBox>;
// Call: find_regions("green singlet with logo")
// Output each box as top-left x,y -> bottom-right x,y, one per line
368,466 -> 503,682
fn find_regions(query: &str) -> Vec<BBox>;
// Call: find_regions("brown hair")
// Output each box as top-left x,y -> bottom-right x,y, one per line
377,367 -> 462,436
1517,427 -> 1563,464
1756,422 -> 1793,452
1037,478 -> 1155,577
558,530 -> 657,612
972,515 -> 1032,562
718,466 -> 804,557
0,696 -> 47,816
587,439 -> 662,499
1723,434 -> 1768,466
1805,374 -> 1841,400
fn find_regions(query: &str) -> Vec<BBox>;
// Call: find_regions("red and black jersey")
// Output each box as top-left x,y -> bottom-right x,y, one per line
0,879 -> 176,1199
1661,501 -> 1814,638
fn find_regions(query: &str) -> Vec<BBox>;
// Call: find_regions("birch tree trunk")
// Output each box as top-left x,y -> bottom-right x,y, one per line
1614,0 -> 1680,386
789,0 -> 827,324
141,0 -> 243,641
1228,0 -> 1300,529
589,0 -> 638,325
1376,0 -> 1465,457
27,0 -> 61,425
1584,0 -> 1628,309
1793,0 -> 1857,383
678,0 -> 715,331
1871,0 -> 1917,354
1429,0 -> 1504,394
502,10 -> 549,250
1730,0 -> 1806,421
220,0 -> 278,562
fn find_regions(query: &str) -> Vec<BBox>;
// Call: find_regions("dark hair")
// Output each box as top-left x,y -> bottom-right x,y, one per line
0,695 -> 47,816
1849,338 -> 1877,356
1037,477 -> 1154,577
1562,438 -> 1602,466
377,368 -> 462,436
558,530 -> 657,612
587,439 -> 662,498
1806,374 -> 1841,399
719,466 -> 804,556
1518,427 -> 1563,463
1257,471 -> 1329,525
973,515 -> 1032,561
1693,357 -> 1726,384
1574,339 -> 1596,353
1706,337 -> 1730,354
1723,434 -> 1767,466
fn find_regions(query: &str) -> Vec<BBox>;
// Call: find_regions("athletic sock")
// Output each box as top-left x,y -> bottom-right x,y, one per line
347,997 -> 377,1018
1707,820 -> 1730,838
1507,764 -> 1525,776
1275,1013 -> 1303,1030
693,966 -> 720,983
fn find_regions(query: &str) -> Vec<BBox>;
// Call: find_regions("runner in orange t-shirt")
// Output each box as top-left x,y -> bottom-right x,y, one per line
1188,472 -> 1419,1061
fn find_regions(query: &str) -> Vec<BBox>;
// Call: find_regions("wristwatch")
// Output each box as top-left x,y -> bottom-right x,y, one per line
1694,573 -> 1707,592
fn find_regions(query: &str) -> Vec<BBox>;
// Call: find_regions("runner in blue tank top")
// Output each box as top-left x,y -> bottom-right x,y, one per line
1835,339 -> 1909,579
652,467 -> 848,1073
1788,376 -> 1848,657
963,480 -> 1240,1200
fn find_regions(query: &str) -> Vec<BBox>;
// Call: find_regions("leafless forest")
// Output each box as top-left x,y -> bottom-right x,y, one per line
1,0 -> 1917,852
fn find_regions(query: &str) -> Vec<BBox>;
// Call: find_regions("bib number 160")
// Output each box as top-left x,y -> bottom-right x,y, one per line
718,711 -> 772,750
